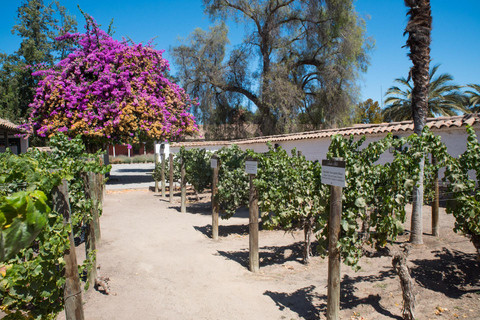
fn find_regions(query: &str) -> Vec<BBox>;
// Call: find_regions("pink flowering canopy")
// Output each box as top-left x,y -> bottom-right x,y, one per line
24,18 -> 197,147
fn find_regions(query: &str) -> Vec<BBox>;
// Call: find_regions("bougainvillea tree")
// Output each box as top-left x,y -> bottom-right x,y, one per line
23,16 -> 197,149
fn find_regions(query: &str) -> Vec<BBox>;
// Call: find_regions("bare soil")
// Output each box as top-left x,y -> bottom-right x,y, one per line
57,188 -> 480,320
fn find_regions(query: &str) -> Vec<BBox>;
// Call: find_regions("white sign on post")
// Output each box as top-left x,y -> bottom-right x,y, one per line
321,159 -> 346,188
245,161 -> 258,175
210,158 -> 218,169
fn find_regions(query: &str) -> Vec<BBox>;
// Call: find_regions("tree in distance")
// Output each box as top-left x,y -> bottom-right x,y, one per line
465,84 -> 480,113
171,0 -> 373,138
383,65 -> 466,122
353,99 -> 383,124
0,0 -> 77,122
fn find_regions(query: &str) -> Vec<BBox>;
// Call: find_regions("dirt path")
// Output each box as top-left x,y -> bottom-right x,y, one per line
57,189 -> 480,320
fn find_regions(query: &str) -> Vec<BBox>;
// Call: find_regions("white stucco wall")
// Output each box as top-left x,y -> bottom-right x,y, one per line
170,124 -> 480,171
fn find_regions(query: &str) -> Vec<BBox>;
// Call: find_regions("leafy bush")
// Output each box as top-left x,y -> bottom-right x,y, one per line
179,147 -> 213,194
0,134 -> 110,319
215,145 -> 250,219
445,126 -> 480,257
254,144 -> 328,263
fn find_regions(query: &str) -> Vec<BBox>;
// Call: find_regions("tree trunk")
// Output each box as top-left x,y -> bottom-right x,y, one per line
392,245 -> 416,320
470,234 -> 480,260
410,157 -> 424,244
404,0 -> 432,244
303,216 -> 314,264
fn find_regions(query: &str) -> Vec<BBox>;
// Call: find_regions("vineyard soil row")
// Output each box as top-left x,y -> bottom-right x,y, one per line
56,189 -> 480,320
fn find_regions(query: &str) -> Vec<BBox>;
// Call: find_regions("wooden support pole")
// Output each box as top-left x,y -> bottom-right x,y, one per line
246,157 -> 259,273
211,155 -> 219,240
327,184 -> 342,320
432,155 -> 439,237
88,172 -> 101,242
84,171 -> 97,290
169,153 -> 174,203
52,180 -> 85,320
4,131 -> 9,152
161,153 -> 166,197
181,157 -> 186,213
154,142 -> 159,193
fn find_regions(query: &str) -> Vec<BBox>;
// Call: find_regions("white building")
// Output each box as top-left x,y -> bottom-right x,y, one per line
0,118 -> 29,154
171,114 -> 480,164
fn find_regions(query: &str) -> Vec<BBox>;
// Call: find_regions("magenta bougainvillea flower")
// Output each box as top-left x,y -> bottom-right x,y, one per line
23,17 -> 197,146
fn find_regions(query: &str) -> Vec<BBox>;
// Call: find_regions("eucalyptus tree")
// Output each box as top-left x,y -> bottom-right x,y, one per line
383,65 -> 466,122
171,0 -> 372,137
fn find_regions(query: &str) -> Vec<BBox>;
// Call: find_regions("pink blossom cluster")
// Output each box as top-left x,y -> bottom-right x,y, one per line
23,18 -> 198,145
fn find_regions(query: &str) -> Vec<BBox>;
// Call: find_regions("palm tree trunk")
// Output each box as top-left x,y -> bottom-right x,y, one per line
404,0 -> 432,245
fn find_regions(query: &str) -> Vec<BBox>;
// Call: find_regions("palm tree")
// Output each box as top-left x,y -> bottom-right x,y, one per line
465,84 -> 480,112
383,65 -> 466,121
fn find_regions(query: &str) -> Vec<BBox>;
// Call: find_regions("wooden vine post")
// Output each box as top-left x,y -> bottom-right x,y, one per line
169,153 -> 174,203
246,157 -> 259,272
181,156 -> 186,213
322,159 -> 346,320
211,155 -> 219,240
154,141 -> 159,193
87,171 -> 101,242
84,172 -> 97,289
431,155 -> 439,236
161,152 -> 166,198
52,179 -> 85,320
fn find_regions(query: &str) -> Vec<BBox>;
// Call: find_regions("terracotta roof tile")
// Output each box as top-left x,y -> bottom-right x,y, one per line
172,114 -> 480,148
0,118 -> 24,133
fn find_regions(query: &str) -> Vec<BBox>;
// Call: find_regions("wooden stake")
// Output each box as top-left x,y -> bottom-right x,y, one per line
327,184 -> 342,320
169,153 -> 174,203
87,172 -> 101,242
432,155 -> 439,236
181,157 -> 186,213
211,155 -> 219,240
154,141 -> 159,193
247,158 -> 259,273
52,180 -> 85,320
161,153 -> 166,197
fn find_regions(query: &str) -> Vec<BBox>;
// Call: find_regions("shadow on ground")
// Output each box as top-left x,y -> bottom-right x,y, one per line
264,271 -> 402,320
410,247 -> 480,298
194,224 -> 249,238
264,285 -> 322,320
216,242 -> 308,268
107,175 -> 154,184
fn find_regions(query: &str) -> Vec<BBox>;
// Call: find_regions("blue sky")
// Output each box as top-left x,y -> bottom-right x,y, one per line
1,0 -> 479,108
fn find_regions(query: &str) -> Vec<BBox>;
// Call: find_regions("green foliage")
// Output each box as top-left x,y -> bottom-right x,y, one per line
353,99 -> 383,124
444,126 -> 480,237
0,133 -> 110,319
215,145 -> 249,219
172,0 -> 372,136
0,0 -> 77,122
254,144 -> 328,262
321,128 -> 450,269
383,64 -> 466,122
0,190 -> 49,262
255,145 -> 326,229
152,154 -> 181,185
179,147 -> 212,194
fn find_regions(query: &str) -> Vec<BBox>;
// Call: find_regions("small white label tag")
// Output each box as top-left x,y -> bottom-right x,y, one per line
245,161 -> 258,175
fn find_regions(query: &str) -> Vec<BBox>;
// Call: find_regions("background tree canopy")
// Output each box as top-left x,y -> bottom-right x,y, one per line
0,0 -> 77,122
383,64 -> 466,122
171,0 -> 373,139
